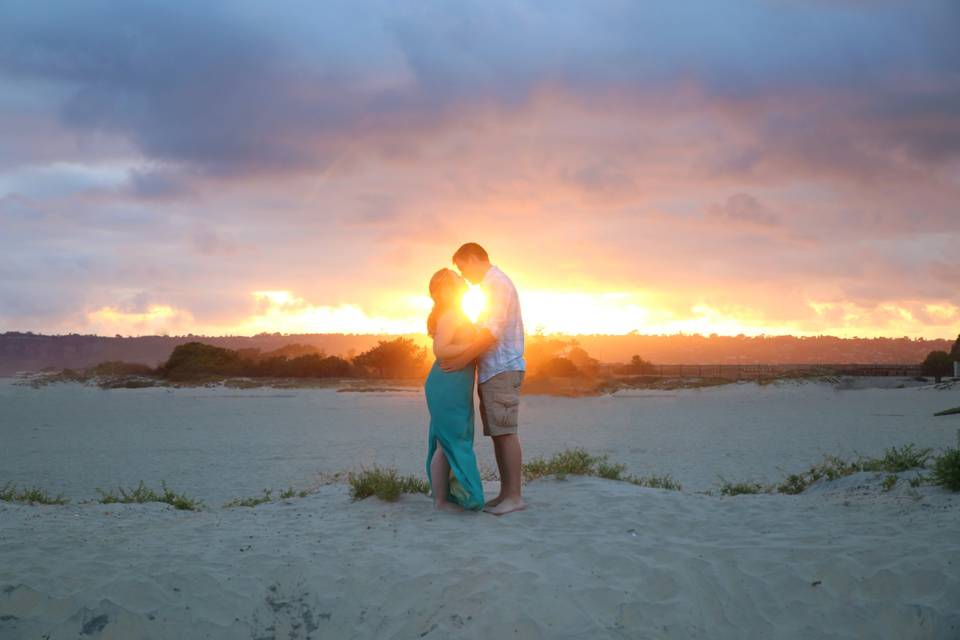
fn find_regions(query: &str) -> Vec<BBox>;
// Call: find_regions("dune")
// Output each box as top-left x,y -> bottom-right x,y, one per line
2,472 -> 959,639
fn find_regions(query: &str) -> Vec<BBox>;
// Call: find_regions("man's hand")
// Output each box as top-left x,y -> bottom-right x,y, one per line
440,353 -> 474,372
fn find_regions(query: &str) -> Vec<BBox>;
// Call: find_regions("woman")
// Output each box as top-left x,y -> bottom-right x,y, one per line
424,268 -> 485,512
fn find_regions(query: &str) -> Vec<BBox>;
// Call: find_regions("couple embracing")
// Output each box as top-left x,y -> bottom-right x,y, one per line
424,242 -> 526,516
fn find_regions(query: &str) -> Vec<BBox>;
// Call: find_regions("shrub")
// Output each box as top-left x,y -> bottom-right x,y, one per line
160,342 -> 244,380
921,350 -> 953,383
537,357 -> 581,378
352,338 -> 428,379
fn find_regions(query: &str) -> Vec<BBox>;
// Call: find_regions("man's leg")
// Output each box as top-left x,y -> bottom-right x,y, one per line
487,433 -> 525,515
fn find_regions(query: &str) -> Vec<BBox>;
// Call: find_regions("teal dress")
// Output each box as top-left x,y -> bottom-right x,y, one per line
425,359 -> 485,510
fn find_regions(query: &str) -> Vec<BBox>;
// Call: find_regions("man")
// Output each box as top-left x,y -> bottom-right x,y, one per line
440,242 -> 526,516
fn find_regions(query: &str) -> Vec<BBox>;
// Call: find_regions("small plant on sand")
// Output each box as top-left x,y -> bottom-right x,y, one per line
97,480 -> 161,504
596,461 -> 627,480
881,475 -> 897,491
861,444 -> 932,473
718,478 -> 772,496
0,482 -> 69,505
930,448 -> 960,492
349,466 -> 429,502
279,487 -> 296,500
523,449 -> 598,481
628,474 -> 682,491
97,480 -> 203,510
777,473 -> 811,495
522,449 -> 682,490
224,489 -> 273,508
934,406 -> 960,417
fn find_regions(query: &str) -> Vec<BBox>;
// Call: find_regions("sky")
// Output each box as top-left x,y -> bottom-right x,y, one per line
1,1 -> 958,338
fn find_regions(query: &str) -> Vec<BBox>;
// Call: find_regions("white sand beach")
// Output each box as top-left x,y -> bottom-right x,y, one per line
2,378 -> 960,638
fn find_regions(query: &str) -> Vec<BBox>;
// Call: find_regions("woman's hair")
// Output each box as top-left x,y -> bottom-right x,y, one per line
427,268 -> 461,337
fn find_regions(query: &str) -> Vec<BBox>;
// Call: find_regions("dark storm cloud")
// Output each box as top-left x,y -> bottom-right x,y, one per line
0,1 -> 958,177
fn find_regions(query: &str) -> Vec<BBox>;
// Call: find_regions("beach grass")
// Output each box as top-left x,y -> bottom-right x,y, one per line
930,447 -> 960,491
775,445 -> 932,494
523,448 -> 683,491
860,444 -> 933,473
718,479 -> 773,496
627,474 -> 683,491
96,480 -> 204,511
934,406 -> 960,416
348,466 -> 429,502
0,482 -> 69,505
223,489 -> 274,508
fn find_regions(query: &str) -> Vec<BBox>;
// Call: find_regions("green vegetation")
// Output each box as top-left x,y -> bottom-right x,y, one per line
351,338 -> 427,379
522,448 -> 682,491
931,447 -> 960,492
921,350 -> 954,383
0,482 -> 69,505
628,474 -> 683,491
158,342 -> 356,381
934,406 -> 960,417
348,467 -> 430,502
96,480 -> 204,511
860,444 -> 932,472
882,475 -> 897,491
718,479 -> 773,496
223,489 -> 273,508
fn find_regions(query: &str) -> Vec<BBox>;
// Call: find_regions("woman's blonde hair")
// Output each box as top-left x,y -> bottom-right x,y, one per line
427,268 -> 461,337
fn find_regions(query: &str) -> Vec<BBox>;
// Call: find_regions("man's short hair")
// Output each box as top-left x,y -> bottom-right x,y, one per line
453,242 -> 489,263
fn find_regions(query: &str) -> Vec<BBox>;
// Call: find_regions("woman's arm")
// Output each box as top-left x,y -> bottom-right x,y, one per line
432,311 -> 472,360
438,328 -> 495,371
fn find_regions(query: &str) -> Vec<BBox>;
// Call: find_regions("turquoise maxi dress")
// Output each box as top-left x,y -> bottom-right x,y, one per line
424,359 -> 485,510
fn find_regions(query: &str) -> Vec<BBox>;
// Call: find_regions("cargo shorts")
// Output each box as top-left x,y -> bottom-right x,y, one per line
478,370 -> 525,437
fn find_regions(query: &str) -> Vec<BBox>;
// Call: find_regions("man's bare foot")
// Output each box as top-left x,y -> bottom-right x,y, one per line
434,501 -> 464,514
484,497 -> 526,516
484,495 -> 506,509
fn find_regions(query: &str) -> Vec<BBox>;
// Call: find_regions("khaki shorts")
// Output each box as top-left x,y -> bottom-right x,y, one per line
478,370 -> 524,437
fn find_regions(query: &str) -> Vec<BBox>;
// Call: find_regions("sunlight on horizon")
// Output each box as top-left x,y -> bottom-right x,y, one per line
79,289 -> 960,339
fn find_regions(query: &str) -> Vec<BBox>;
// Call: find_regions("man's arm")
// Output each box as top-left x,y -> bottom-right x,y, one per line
438,328 -> 496,372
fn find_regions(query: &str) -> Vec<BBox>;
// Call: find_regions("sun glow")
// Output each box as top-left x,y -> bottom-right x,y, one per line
461,286 -> 486,323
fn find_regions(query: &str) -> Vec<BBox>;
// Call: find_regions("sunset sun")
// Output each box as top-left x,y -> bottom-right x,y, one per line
461,286 -> 486,323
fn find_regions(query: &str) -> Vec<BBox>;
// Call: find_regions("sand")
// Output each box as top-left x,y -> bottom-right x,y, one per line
2,473 -> 959,639
2,378 -> 960,638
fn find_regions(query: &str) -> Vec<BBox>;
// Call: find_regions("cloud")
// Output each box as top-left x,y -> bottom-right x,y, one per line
707,193 -> 779,227
0,2 -> 958,337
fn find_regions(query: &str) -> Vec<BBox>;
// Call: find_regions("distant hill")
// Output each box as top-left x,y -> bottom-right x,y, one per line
1,331 -> 954,375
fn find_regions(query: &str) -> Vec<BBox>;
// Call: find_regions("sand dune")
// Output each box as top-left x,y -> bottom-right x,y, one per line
2,472 -> 958,639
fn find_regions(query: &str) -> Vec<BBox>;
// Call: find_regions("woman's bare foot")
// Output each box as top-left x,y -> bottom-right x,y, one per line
484,496 -> 526,516
434,501 -> 464,514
